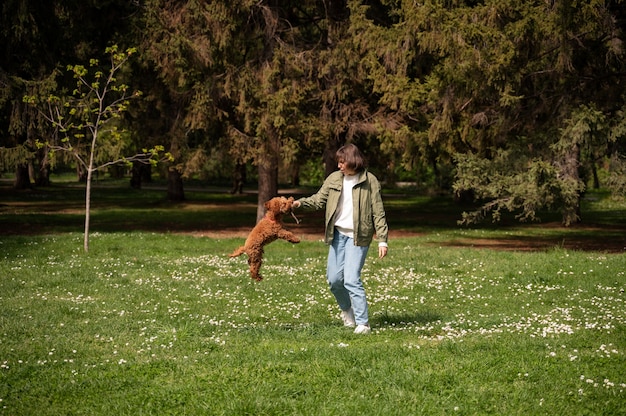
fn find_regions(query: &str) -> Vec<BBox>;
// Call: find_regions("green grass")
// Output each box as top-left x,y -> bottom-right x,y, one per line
0,232 -> 625,415
0,180 -> 625,414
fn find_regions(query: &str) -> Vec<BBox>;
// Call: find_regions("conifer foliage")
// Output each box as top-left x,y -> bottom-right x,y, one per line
1,0 -> 625,226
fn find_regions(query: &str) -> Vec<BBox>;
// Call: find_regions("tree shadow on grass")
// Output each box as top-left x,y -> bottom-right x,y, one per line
371,310 -> 442,328
2,183 -> 625,253
439,223 -> 626,253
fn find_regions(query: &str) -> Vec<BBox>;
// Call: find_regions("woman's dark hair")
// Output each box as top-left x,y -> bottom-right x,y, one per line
336,143 -> 367,172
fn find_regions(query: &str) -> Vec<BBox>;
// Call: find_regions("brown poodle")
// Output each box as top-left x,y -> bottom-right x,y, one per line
229,196 -> 301,281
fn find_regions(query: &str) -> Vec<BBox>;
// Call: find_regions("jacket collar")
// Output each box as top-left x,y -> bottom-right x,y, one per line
329,169 -> 367,188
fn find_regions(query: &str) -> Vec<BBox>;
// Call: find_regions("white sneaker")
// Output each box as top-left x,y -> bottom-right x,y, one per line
354,324 -> 371,334
340,308 -> 356,327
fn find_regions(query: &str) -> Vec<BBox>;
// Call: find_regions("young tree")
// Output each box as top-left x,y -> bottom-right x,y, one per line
24,46 -> 171,252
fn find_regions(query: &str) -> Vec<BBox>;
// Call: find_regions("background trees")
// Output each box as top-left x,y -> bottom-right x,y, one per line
350,0 -> 626,225
1,0 -> 624,225
0,0 -> 136,187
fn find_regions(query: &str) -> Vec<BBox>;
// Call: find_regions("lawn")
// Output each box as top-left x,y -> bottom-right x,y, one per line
0,180 -> 625,415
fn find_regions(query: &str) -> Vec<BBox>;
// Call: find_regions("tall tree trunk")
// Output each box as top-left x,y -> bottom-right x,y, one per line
130,161 -> 143,189
129,163 -> 152,188
36,163 -> 51,186
77,164 -> 87,182
230,163 -> 246,194
257,161 -> 278,222
385,160 -> 398,188
257,131 -> 279,222
591,161 -> 600,189
167,168 -> 185,201
141,164 -> 152,184
35,149 -> 51,186
290,163 -> 300,187
560,142 -> 582,226
14,164 -> 31,190
109,164 -> 125,180
323,136 -> 342,178
324,0 -> 349,45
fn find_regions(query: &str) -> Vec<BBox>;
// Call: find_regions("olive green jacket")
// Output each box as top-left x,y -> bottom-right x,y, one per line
296,169 -> 388,246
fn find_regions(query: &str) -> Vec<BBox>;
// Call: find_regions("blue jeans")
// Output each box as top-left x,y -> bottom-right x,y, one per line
327,229 -> 370,325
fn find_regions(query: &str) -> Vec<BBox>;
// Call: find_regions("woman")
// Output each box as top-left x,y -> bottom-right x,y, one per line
293,144 -> 388,334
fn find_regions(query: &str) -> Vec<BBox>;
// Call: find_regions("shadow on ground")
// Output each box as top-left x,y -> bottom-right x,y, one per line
1,183 -> 625,253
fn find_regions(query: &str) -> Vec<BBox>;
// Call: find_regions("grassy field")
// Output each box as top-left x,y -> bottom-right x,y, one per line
0,180 -> 625,415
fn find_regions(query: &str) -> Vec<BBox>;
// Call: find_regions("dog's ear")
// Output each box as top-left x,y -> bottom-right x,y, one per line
287,196 -> 294,203
266,197 -> 281,212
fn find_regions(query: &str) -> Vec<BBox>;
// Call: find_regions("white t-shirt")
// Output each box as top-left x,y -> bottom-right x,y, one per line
334,173 -> 359,238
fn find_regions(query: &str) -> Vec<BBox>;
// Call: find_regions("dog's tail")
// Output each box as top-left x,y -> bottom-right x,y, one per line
229,246 -> 245,257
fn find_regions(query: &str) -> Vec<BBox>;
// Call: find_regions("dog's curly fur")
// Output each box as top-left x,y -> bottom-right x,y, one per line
229,196 -> 300,281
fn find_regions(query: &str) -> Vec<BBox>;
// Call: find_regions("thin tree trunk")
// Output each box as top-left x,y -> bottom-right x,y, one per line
84,133 -> 98,252
84,167 -> 92,252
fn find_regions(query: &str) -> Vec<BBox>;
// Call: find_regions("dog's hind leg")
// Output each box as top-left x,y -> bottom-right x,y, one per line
247,252 -> 264,281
